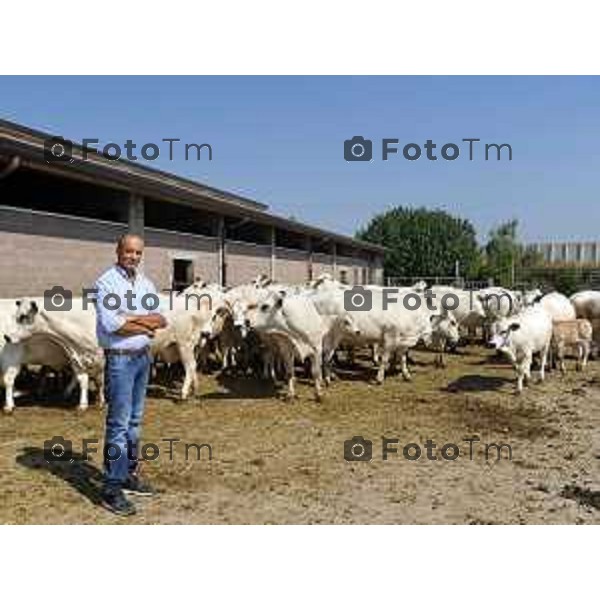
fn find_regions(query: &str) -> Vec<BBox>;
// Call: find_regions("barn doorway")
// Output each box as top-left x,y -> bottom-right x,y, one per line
172,259 -> 194,292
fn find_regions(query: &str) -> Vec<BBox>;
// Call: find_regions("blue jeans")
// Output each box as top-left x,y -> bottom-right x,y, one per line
103,350 -> 151,488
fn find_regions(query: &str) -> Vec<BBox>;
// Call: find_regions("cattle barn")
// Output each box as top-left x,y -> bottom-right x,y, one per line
0,119 -> 384,297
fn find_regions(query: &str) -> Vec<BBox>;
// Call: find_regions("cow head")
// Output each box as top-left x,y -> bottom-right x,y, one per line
199,305 -> 231,346
252,274 -> 272,288
430,311 -> 460,345
522,288 -> 543,307
412,280 -> 428,293
230,300 -> 255,338
340,314 -> 361,337
309,273 -> 334,289
249,295 -> 285,331
489,321 -> 520,351
4,299 -> 40,344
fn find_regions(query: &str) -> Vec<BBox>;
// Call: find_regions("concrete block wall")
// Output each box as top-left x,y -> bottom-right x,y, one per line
274,247 -> 309,284
312,252 -> 334,279
225,240 -> 272,286
336,255 -> 370,286
144,228 -> 220,289
0,205 -> 126,296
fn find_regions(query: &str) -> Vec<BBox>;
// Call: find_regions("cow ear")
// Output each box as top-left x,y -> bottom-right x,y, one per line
275,296 -> 284,310
15,299 -> 21,307
31,300 -> 39,314
509,322 -> 520,331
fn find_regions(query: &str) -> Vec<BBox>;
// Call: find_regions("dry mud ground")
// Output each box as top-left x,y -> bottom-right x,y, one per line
2,346 -> 600,524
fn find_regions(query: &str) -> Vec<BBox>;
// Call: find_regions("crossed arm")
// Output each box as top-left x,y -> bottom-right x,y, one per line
96,281 -> 168,338
116,313 -> 167,337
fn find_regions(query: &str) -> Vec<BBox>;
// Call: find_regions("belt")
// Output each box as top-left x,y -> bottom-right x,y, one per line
103,347 -> 150,357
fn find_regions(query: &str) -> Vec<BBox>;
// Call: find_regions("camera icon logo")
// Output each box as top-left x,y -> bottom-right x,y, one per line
344,285 -> 372,311
44,136 -> 74,164
43,436 -> 74,463
344,136 -> 373,162
44,286 -> 73,312
344,436 -> 373,462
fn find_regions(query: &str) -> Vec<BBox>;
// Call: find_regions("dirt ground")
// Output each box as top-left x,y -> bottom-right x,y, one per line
2,345 -> 600,524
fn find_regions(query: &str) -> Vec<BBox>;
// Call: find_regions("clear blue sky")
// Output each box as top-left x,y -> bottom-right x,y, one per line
1,76 -> 598,243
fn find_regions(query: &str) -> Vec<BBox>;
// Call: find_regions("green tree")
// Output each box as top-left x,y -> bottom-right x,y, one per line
356,207 -> 479,279
481,219 -> 543,286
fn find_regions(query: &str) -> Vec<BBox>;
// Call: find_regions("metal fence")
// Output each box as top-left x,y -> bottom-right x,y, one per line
385,276 -> 492,290
515,267 -> 600,294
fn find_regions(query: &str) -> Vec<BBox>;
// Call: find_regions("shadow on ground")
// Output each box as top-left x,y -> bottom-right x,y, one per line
444,374 -> 512,393
16,447 -> 104,506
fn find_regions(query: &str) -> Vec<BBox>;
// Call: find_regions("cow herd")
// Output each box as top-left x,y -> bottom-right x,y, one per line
1,274 -> 600,413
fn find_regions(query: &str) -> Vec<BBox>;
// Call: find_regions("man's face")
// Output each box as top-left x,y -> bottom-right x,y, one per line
117,235 -> 144,273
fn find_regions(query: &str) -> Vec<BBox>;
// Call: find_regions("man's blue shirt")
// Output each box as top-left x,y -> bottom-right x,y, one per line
94,264 -> 165,350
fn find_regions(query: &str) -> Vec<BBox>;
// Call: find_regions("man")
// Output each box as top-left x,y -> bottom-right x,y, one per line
95,233 -> 167,516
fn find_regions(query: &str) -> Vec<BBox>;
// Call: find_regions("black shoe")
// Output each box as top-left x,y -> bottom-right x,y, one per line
122,475 -> 157,497
100,487 -> 136,516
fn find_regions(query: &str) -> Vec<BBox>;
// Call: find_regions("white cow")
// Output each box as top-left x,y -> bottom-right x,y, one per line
429,285 -> 486,340
245,292 -> 344,400
518,288 -> 543,307
3,299 -> 105,412
570,290 -> 600,345
151,284 -> 225,399
478,286 -> 521,340
551,319 -> 593,373
306,280 -> 433,383
429,309 -> 460,368
489,306 -> 553,393
538,292 -> 576,322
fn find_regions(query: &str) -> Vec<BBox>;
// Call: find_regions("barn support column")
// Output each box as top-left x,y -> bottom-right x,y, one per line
270,226 -> 276,281
305,236 -> 313,282
331,241 -> 337,278
217,216 -> 226,287
128,194 -> 144,237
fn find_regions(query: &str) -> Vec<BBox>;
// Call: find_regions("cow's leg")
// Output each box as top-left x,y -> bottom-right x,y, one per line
400,350 -> 412,381
559,345 -> 567,373
76,372 -> 89,411
64,373 -> 78,399
263,347 -> 276,380
435,351 -> 445,368
524,354 -> 533,386
284,349 -> 296,400
221,343 -> 229,370
435,341 -> 446,368
580,341 -> 590,371
372,344 -> 380,365
179,345 -> 199,400
376,346 -> 390,384
97,374 -> 106,408
311,350 -> 324,401
3,366 -> 19,413
323,350 -> 332,386
515,361 -> 525,394
539,345 -> 548,382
